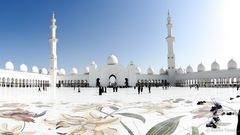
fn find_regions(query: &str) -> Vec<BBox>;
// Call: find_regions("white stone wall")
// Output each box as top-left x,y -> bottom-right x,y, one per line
175,69 -> 240,86
0,69 -> 50,87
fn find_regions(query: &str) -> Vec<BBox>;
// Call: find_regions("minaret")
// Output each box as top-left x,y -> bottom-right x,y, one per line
49,11 -> 58,88
166,11 -> 175,70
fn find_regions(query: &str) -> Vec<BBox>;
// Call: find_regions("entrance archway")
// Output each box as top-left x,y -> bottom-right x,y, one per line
109,74 -> 116,86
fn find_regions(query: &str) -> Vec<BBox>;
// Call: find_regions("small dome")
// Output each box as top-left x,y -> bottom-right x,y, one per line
135,67 -> 141,74
129,61 -> 134,66
5,61 -> 14,70
147,67 -> 154,75
160,68 -> 165,75
59,68 -> 66,75
91,61 -> 97,68
107,54 -> 118,65
32,66 -> 39,73
228,59 -> 237,69
197,63 -> 205,72
84,67 -> 90,74
72,67 -> 78,74
186,65 -> 193,73
177,67 -> 183,74
211,61 -> 220,71
20,64 -> 28,72
41,68 -> 48,74
91,61 -> 96,65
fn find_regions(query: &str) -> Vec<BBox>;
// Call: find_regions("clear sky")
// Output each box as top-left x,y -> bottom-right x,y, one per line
0,0 -> 239,74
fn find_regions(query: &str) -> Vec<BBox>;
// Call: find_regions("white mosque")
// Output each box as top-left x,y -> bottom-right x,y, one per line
0,12 -> 240,88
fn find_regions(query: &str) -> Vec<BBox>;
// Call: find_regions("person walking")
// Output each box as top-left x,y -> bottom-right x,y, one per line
113,86 -> 115,92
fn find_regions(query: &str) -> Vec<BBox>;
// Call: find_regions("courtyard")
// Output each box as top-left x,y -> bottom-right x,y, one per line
0,87 -> 239,135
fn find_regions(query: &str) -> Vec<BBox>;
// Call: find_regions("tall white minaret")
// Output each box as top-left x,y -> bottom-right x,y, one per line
166,11 -> 175,70
49,12 -> 58,88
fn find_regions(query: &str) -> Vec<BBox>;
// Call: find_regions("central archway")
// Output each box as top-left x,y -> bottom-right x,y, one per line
109,74 -> 116,86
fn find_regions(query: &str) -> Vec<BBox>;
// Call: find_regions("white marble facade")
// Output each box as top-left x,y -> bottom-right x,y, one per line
0,12 -> 240,88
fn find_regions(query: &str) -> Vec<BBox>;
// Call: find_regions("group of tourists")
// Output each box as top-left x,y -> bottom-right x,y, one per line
38,85 -> 47,92
189,84 -> 200,90
134,84 -> 152,94
189,84 -> 240,91
98,86 -> 108,95
73,85 -> 81,93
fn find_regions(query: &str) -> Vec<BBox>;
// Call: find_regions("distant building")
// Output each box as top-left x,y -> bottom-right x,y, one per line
0,12 -> 240,88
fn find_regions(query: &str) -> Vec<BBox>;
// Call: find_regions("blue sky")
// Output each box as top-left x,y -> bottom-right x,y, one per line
0,0 -> 239,74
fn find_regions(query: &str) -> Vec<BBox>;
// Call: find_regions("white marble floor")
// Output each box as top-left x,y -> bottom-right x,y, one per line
0,87 -> 239,135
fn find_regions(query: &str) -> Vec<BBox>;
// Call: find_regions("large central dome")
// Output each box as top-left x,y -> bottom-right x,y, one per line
107,54 -> 118,65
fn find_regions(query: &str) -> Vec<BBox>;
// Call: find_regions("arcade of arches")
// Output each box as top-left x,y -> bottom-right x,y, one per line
176,77 -> 240,87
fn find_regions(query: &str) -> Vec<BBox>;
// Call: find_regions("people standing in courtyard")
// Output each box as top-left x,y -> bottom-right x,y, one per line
148,84 -> 151,93
141,85 -> 143,94
104,87 -> 107,93
99,86 -> 102,95
237,85 -> 239,90
116,86 -> 118,92
78,86 -> 80,93
38,86 -> 41,92
137,85 -> 140,94
196,84 -> 199,90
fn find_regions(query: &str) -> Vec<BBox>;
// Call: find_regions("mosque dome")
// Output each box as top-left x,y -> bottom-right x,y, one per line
84,67 -> 90,74
160,68 -> 165,75
91,61 -> 97,68
177,67 -> 183,74
211,61 -> 220,71
147,67 -> 154,75
72,67 -> 78,74
32,66 -> 39,73
197,63 -> 205,72
5,61 -> 14,70
135,67 -> 141,74
107,55 -> 118,65
20,64 -> 28,72
186,65 -> 193,73
59,68 -> 66,75
228,59 -> 237,69
41,68 -> 48,75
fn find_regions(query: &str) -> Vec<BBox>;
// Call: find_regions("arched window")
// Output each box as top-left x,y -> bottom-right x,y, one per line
15,78 -> 18,87
2,77 -> 5,87
26,79 -> 29,87
7,78 -> 10,87
23,79 -> 25,87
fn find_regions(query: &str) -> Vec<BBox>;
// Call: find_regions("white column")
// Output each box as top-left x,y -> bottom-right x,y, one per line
166,11 -> 175,70
49,12 -> 58,88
